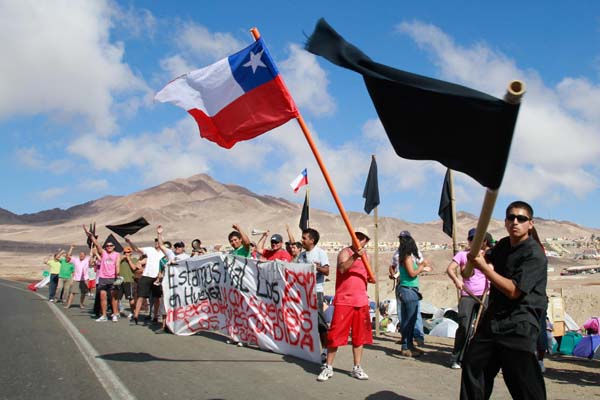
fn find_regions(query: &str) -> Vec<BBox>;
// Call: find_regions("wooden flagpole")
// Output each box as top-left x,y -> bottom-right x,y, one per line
306,185 -> 310,228
251,27 -> 376,283
448,169 -> 461,302
462,80 -> 525,279
374,195 -> 381,335
449,169 -> 458,256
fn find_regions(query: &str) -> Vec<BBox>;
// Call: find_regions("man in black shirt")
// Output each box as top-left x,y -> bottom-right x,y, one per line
460,201 -> 547,400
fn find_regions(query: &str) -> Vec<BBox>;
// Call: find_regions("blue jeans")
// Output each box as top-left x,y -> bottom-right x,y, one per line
397,286 -> 420,350
415,302 -> 424,341
48,274 -> 59,300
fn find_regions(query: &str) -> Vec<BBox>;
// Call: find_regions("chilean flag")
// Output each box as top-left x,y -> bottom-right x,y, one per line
290,168 -> 308,193
155,38 -> 298,149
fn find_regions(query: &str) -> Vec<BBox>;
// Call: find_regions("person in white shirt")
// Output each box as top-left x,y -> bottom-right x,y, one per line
125,226 -> 167,325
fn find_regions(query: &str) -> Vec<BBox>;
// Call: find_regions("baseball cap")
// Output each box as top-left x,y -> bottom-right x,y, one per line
270,234 -> 283,243
174,241 -> 185,248
468,228 -> 476,240
398,230 -> 411,238
355,227 -> 370,240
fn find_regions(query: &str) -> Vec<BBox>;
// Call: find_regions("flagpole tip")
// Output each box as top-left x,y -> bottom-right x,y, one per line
505,80 -> 525,104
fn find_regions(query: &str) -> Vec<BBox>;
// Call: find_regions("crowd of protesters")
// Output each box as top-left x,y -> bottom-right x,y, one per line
39,200 -> 548,398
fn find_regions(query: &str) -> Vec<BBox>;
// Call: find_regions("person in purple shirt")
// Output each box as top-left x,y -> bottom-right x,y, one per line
446,229 -> 493,369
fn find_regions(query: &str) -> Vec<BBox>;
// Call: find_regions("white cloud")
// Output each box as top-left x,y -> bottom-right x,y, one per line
79,179 -> 109,192
176,23 -> 245,62
159,55 -> 196,79
16,147 -> 43,169
279,44 -> 336,116
38,187 -> 67,200
396,20 -> 600,203
0,0 -> 150,135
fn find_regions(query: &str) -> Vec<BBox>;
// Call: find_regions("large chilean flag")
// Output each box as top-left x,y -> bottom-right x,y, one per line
155,38 -> 298,149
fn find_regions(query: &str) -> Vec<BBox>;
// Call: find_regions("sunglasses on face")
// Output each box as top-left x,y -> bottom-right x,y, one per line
506,214 -> 530,223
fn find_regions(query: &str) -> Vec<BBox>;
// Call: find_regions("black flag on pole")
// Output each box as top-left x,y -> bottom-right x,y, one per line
363,155 -> 380,214
299,192 -> 309,231
306,19 -> 520,190
438,170 -> 453,238
102,234 -> 124,253
106,217 -> 149,237
86,222 -> 96,249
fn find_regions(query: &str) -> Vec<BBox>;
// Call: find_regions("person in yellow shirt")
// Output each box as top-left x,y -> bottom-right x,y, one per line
44,250 -> 64,302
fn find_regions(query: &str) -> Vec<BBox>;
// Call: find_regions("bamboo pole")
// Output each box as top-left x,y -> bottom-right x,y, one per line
462,80 -> 525,279
374,204 -> 380,336
449,169 -> 458,256
250,27 -> 376,283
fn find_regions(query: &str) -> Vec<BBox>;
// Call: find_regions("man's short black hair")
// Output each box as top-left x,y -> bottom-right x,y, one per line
506,200 -> 534,219
302,228 -> 320,245
228,231 -> 242,241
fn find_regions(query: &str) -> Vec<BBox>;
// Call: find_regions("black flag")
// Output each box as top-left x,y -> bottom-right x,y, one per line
299,192 -> 309,231
438,170 -> 453,238
86,222 -> 96,249
106,217 -> 149,237
362,155 -> 380,214
102,234 -> 124,253
306,19 -> 520,190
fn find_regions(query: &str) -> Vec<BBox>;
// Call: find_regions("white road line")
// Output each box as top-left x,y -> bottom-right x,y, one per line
0,281 -> 137,400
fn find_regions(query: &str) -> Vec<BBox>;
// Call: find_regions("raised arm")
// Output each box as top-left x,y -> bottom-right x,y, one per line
83,224 -> 103,255
232,224 -> 251,250
156,225 -> 173,261
123,235 -> 141,254
285,224 -> 296,244
256,230 -> 270,254
67,244 -> 75,258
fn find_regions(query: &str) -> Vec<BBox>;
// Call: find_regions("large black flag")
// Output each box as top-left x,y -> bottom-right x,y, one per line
306,19 -> 520,190
299,192 -> 309,231
102,234 -> 124,253
362,155 -> 380,214
438,170 -> 453,238
106,217 -> 149,237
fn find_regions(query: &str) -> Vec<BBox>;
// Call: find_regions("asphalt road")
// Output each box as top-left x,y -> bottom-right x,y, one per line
0,280 -> 109,400
1,279 -> 519,400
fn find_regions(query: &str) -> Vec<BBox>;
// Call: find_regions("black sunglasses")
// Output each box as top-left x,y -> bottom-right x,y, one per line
506,214 -> 530,223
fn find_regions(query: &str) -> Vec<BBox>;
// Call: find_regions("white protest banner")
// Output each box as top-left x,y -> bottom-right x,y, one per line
163,253 -> 320,363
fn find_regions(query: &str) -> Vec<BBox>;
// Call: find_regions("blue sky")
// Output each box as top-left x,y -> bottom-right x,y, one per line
1,1 -> 600,228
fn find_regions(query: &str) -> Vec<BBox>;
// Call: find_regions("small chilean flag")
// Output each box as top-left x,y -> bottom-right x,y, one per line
155,38 -> 298,149
290,168 -> 308,193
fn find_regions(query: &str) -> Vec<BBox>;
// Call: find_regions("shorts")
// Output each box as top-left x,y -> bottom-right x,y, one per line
69,280 -> 89,295
117,282 -> 136,300
97,278 -> 116,292
88,280 -> 96,289
137,276 -> 162,299
326,304 -> 373,348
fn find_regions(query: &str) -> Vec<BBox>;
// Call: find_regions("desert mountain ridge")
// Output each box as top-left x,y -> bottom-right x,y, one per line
1,173 -> 598,246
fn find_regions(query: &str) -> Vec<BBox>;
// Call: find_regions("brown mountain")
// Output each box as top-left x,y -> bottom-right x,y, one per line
0,173 -> 598,248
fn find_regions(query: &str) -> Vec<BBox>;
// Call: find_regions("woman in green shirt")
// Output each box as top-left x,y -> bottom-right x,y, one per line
389,231 -> 431,357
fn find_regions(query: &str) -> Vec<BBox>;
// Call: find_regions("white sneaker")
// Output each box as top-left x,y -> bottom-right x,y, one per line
112,314 -> 119,323
127,313 -> 133,320
96,316 -> 108,322
351,365 -> 369,380
237,342 -> 244,347
451,362 -> 461,370
317,365 -> 334,382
